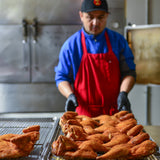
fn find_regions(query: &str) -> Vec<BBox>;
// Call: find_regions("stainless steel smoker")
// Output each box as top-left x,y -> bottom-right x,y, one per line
0,0 -> 125,113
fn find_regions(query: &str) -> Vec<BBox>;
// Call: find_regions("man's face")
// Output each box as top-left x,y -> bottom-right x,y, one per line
79,10 -> 108,36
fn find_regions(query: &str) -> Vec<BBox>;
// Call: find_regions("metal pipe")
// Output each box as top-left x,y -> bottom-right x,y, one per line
145,0 -> 149,24
145,85 -> 150,125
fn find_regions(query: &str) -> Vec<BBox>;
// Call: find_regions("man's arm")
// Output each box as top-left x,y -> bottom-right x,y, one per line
120,75 -> 135,93
58,81 -> 74,98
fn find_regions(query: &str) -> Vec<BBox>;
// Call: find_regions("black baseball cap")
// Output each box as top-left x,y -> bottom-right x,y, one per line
81,0 -> 109,13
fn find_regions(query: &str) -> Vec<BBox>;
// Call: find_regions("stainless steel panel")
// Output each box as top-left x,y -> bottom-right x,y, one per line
128,84 -> 147,125
0,83 -> 66,112
0,0 -> 124,25
0,25 -> 30,82
149,85 -> 160,125
0,0 -> 81,25
31,25 -> 81,82
107,8 -> 125,34
108,0 -> 124,8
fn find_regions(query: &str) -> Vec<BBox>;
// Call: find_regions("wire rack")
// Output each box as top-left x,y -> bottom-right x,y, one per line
0,117 -> 60,160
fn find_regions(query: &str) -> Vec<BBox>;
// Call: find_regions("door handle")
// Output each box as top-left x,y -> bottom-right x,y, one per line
22,19 -> 28,43
22,19 -> 29,71
32,18 -> 39,70
32,18 -> 38,42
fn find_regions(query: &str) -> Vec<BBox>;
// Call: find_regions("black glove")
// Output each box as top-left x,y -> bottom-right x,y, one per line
117,91 -> 132,112
65,93 -> 78,112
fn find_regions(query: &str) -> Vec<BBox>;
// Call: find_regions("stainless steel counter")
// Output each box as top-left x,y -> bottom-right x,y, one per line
144,125 -> 160,146
0,112 -> 64,118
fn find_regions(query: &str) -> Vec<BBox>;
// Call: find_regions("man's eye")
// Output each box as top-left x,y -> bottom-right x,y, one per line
99,16 -> 104,20
87,16 -> 93,20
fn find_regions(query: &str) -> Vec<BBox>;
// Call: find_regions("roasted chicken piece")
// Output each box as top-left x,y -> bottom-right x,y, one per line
94,123 -> 112,133
87,133 -> 110,143
83,125 -> 98,135
64,149 -> 97,160
75,115 -> 93,122
0,125 -> 40,159
102,126 -> 120,137
97,143 -> 132,160
116,118 -> 137,131
66,125 -> 87,141
127,124 -> 143,137
22,125 -> 40,133
61,119 -> 83,134
80,119 -> 100,128
118,123 -> 136,133
92,114 -> 118,126
52,135 -> 77,156
130,140 -> 157,159
78,139 -> 108,153
103,133 -> 130,148
59,111 -> 78,127
119,113 -> 135,121
128,132 -> 150,145
10,133 -> 35,154
113,110 -> 129,119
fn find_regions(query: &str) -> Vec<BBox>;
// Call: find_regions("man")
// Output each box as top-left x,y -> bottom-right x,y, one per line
55,0 -> 136,117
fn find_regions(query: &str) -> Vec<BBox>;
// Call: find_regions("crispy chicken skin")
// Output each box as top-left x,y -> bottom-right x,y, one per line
92,115 -> 118,126
119,113 -> 135,121
103,133 -> 130,148
66,125 -> 87,141
113,110 -> 129,119
130,140 -> 157,158
127,124 -> 143,136
118,123 -> 136,133
59,111 -> 78,127
51,135 -> 77,156
97,143 -> 132,160
128,132 -> 150,145
83,125 -> 98,135
75,115 -> 93,122
64,149 -> 97,160
102,126 -> 120,135
87,133 -> 110,143
52,111 -> 157,160
80,119 -> 100,128
78,140 -> 108,153
0,125 -> 40,159
94,123 -> 112,133
22,125 -> 40,133
61,120 -> 83,135
116,118 -> 137,131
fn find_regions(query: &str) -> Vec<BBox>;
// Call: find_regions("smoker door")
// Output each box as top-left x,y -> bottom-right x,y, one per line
0,25 -> 30,82
31,25 -> 81,83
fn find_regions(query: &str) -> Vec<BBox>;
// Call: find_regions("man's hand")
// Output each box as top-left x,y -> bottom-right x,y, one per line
65,93 -> 78,112
117,91 -> 132,112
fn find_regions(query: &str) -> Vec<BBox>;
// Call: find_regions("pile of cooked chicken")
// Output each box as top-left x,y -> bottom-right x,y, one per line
0,125 -> 40,159
52,111 -> 157,160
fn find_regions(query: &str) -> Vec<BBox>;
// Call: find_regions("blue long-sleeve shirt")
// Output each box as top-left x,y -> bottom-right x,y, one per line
55,27 -> 136,87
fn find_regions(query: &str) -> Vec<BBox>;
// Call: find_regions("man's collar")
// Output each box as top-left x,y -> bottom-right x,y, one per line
82,27 -> 106,40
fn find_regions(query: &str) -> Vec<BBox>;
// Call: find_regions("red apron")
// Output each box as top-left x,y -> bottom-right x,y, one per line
74,31 -> 120,117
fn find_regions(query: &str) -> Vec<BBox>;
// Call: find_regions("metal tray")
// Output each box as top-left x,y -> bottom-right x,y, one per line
50,126 -> 160,160
0,117 -> 60,160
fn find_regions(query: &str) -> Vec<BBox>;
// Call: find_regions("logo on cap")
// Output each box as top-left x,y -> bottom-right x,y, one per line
93,0 -> 102,6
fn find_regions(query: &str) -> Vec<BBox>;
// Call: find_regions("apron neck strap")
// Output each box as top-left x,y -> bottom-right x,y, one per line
81,31 -> 113,54
81,31 -> 88,55
105,31 -> 113,53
